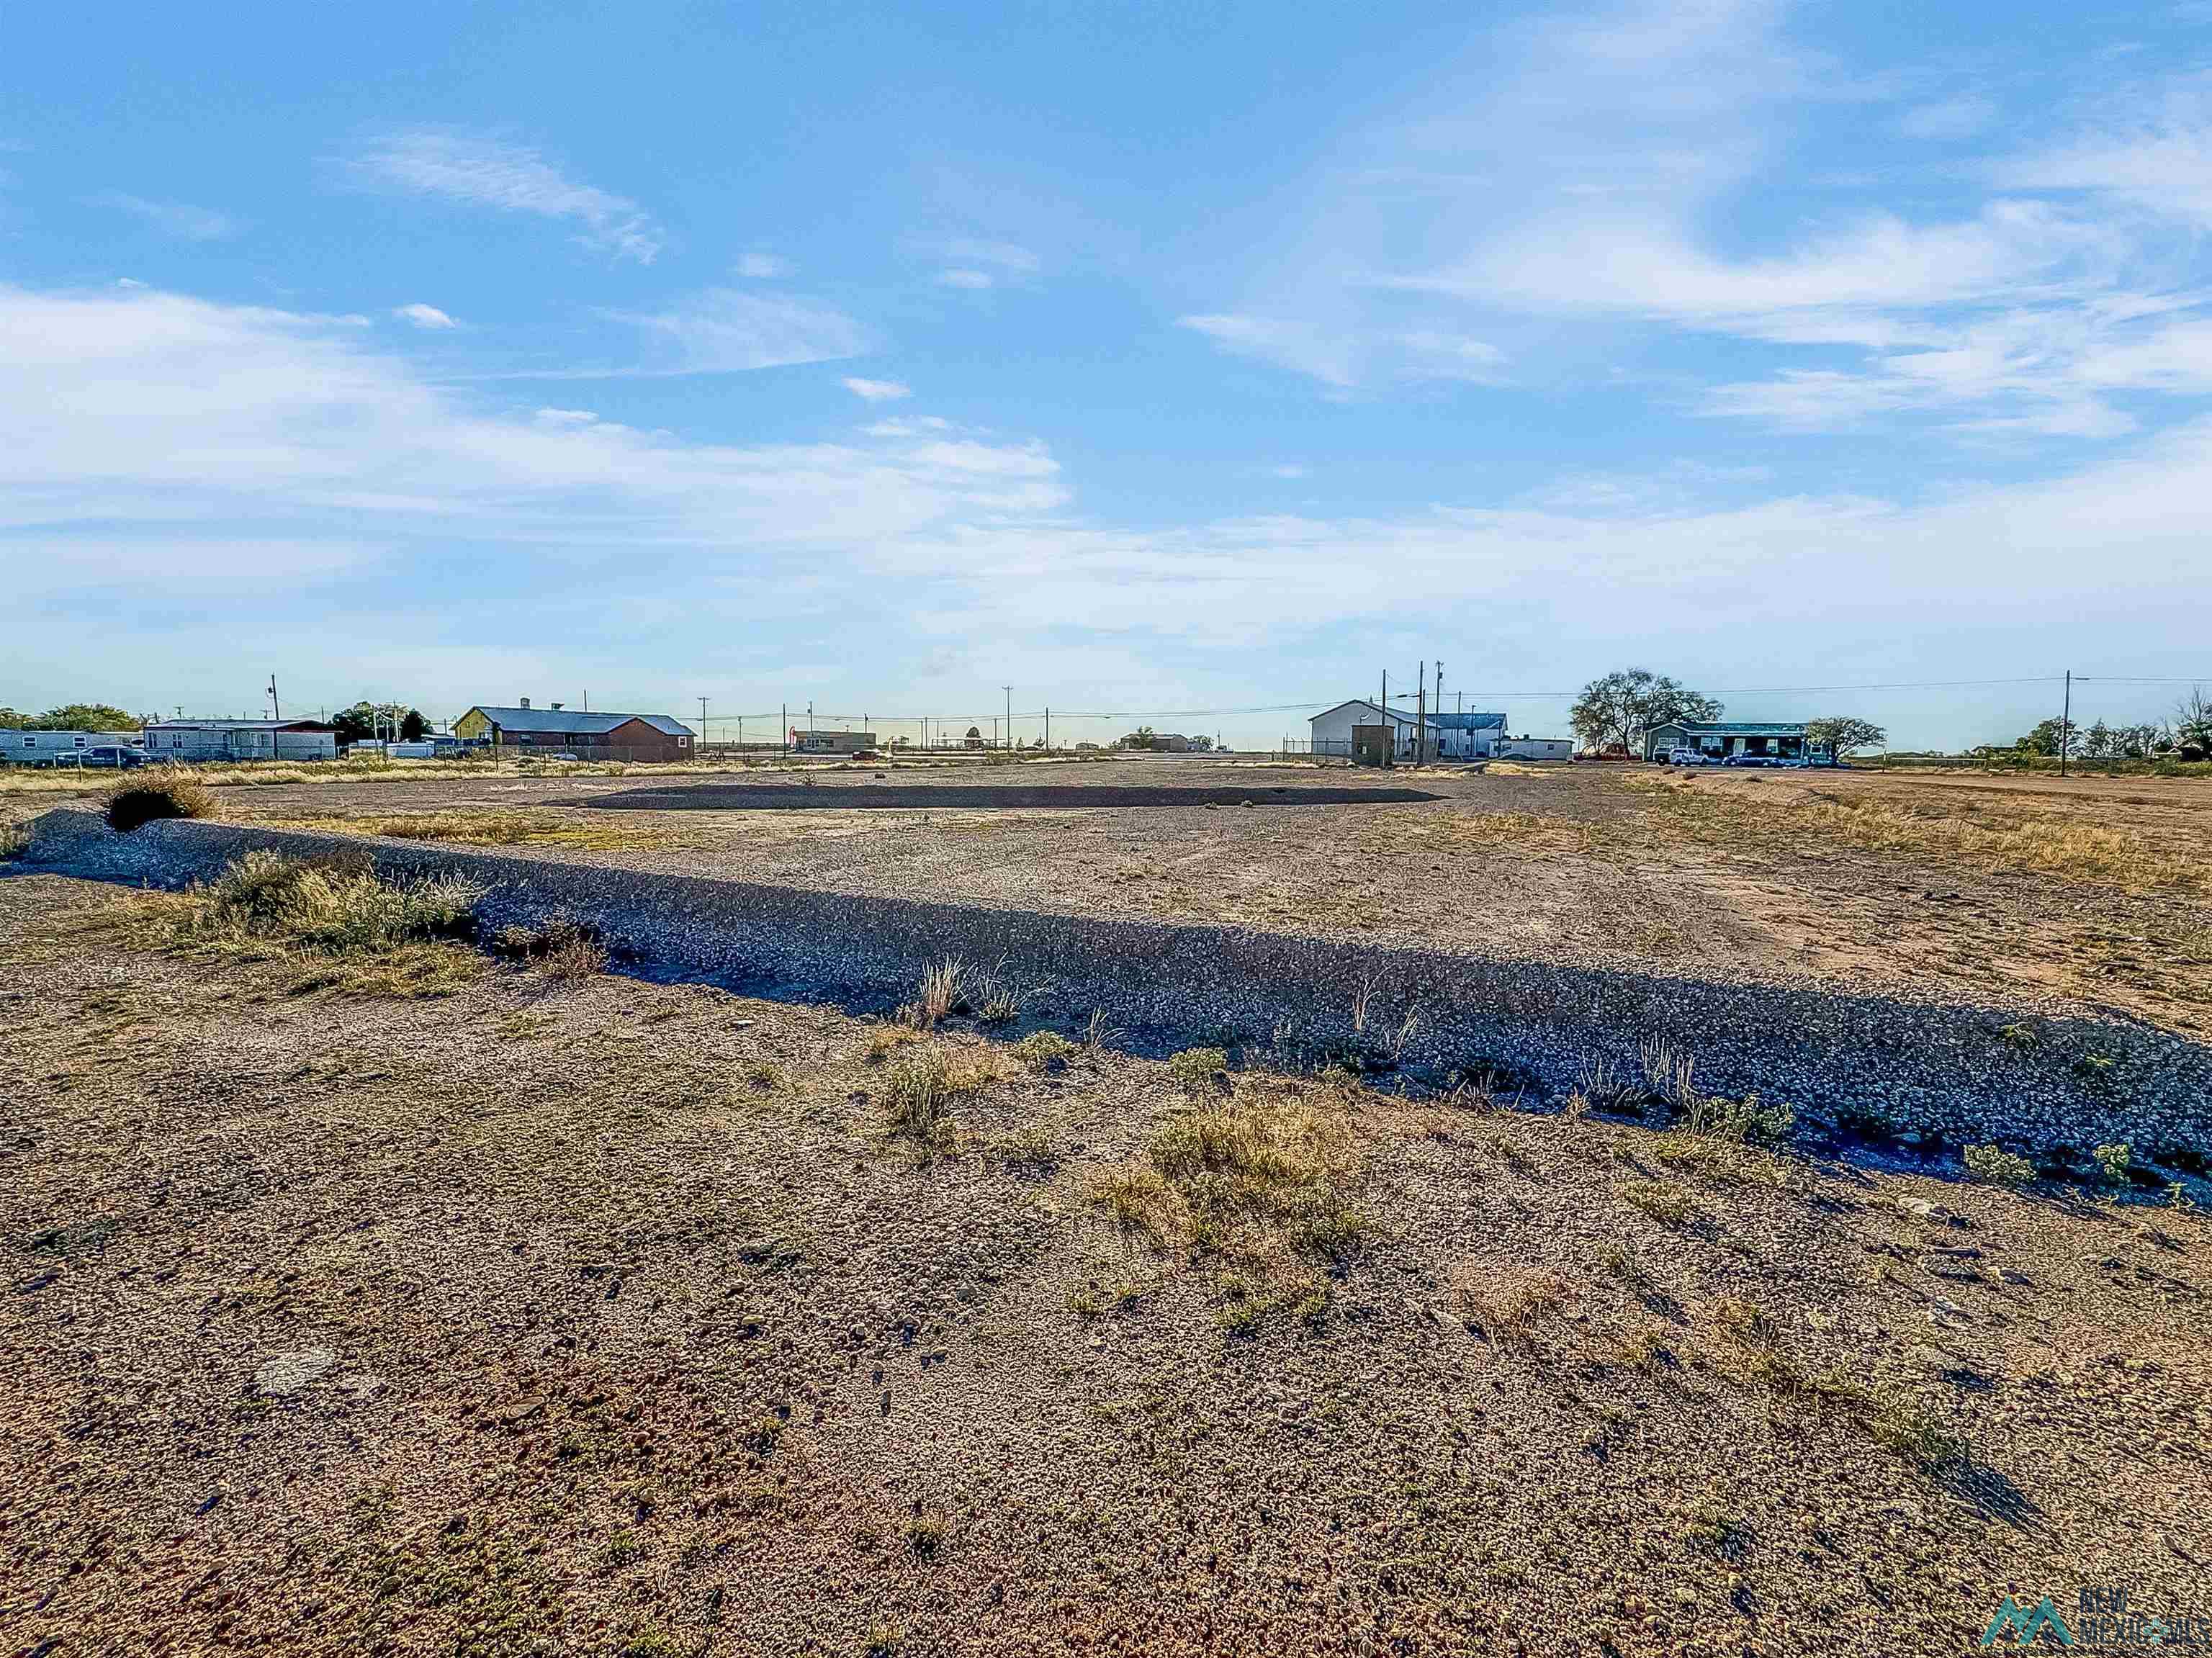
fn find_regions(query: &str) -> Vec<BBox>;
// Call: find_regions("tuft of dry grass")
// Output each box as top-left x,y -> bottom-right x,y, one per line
135,849 -> 487,999
264,810 -> 675,854
1464,1271 -> 1571,1353
878,1042 -> 1006,1152
0,819 -> 28,862
104,767 -> 219,832
902,958 -> 967,1030
492,916 -> 608,978
1087,1080 -> 1361,1285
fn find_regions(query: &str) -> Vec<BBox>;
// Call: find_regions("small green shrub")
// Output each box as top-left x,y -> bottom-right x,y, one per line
2092,1142 -> 2132,1185
1167,1046 -> 1231,1096
1013,1030 -> 1076,1069
1963,1143 -> 2036,1189
1681,1091 -> 1794,1146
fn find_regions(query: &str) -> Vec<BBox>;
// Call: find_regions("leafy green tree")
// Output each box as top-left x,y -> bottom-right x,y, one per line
0,708 -> 24,729
1569,670 -> 1722,754
30,703 -> 139,731
332,700 -> 427,744
2174,686 -> 2212,760
1803,716 -> 1887,757
2015,718 -> 2077,758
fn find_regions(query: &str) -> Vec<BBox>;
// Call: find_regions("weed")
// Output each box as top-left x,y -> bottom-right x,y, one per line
492,916 -> 608,978
743,1060 -> 788,1093
1963,1144 -> 2036,1189
1679,1092 -> 1795,1147
1466,1272 -> 1570,1353
1619,1179 -> 1696,1228
1998,1022 -> 2039,1050
1864,1383 -> 1971,1473
1168,1046 -> 1231,1096
866,1024 -> 923,1064
907,959 -> 967,1030
906,1509 -> 945,1559
103,767 -> 218,832
881,1047 -> 958,1148
1013,1030 -> 1077,1070
1639,1035 -> 1696,1105
2093,1142 -> 2133,1185
866,1623 -> 907,1657
1084,1008 -> 1121,1052
0,820 -> 27,862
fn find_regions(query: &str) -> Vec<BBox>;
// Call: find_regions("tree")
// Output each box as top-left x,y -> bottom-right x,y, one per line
2016,718 -> 2077,759
1569,670 -> 1722,755
0,708 -> 23,729
30,703 -> 139,731
2175,686 -> 2212,760
2080,720 -> 2114,759
1803,716 -> 1887,758
332,700 -> 426,745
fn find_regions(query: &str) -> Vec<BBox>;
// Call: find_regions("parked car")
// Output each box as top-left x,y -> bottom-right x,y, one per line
1665,748 -> 1713,766
1723,753 -> 1780,768
80,745 -> 148,769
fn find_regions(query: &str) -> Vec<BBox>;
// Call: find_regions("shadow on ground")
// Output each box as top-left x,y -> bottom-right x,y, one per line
572,783 -> 1442,811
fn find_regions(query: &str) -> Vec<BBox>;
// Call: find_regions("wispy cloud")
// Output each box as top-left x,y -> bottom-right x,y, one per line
393,302 -> 457,329
736,251 -> 790,279
930,237 -> 1040,291
93,192 -> 234,240
842,377 -> 911,401
348,128 -> 662,262
601,289 -> 868,375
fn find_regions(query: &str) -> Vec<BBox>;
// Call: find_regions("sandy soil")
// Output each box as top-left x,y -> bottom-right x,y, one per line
4,871 -> 2210,1657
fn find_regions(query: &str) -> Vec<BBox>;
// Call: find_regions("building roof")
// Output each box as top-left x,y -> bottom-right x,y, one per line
1429,711 -> 1507,730
1655,721 -> 1807,736
1310,698 -> 1435,730
145,718 -> 331,731
466,706 -> 693,737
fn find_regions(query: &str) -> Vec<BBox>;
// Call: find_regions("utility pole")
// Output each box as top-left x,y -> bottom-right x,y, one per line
1045,707 -> 1050,752
267,675 -> 280,721
698,696 -> 709,753
1437,660 -> 1444,759
2052,672 -> 2070,783
1381,670 -> 1388,765
1417,660 -> 1426,767
781,703 -> 787,760
1004,685 -> 1012,752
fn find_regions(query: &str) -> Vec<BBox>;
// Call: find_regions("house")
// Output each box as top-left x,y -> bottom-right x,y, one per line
1426,711 -> 1509,760
793,729 -> 876,756
1642,721 -> 1811,762
453,702 -> 694,760
1,729 -> 143,765
144,718 -> 337,762
1307,699 -> 1439,762
451,702 -> 695,762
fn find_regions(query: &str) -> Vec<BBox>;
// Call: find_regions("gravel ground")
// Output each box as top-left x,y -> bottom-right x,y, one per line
4,871 -> 2211,1657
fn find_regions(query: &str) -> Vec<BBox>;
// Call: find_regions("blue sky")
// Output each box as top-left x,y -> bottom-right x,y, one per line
4,0 -> 2208,747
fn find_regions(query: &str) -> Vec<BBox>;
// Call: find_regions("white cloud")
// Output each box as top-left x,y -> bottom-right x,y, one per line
1896,95 -> 1997,141
736,251 -> 790,279
598,289 -> 869,375
1267,464 -> 1308,479
842,377 -> 912,402
6,279 -> 2206,728
394,302 -> 457,329
94,192 -> 234,240
932,237 -> 1039,290
348,128 -> 662,262
1172,0 -> 2212,436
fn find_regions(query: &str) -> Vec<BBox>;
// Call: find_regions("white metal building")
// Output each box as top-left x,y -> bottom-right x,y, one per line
1426,711 -> 1509,760
1307,699 -> 1437,760
143,718 -> 338,762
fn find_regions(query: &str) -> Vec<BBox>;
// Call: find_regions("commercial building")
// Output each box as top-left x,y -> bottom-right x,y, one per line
452,702 -> 696,762
143,718 -> 338,762
1308,700 -> 1435,762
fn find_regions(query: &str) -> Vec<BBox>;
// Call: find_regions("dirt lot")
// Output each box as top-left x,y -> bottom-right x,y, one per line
5,870 -> 2211,1657
78,754 -> 2203,1039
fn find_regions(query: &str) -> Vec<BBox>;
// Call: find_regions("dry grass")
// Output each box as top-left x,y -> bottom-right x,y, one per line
134,849 -> 486,999
1623,772 -> 2207,893
878,1042 -> 1005,1152
1464,1271 -> 1572,1353
103,767 -> 219,832
264,810 -> 675,854
490,916 -> 611,979
1087,1081 -> 1361,1286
